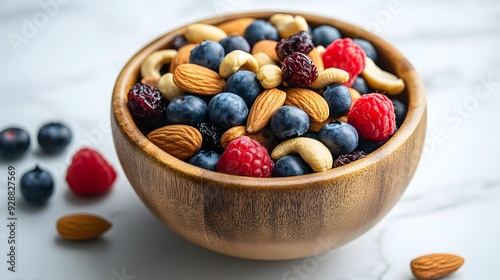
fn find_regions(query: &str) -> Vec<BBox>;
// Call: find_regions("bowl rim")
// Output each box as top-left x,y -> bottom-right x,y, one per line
111,11 -> 426,190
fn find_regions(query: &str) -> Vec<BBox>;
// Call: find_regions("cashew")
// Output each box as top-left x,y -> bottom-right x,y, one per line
348,87 -> 361,106
309,68 -> 350,89
157,73 -> 184,101
307,48 -> 324,71
271,137 -> 333,172
315,45 -> 326,56
184,23 -> 227,44
256,65 -> 282,89
219,50 -> 259,78
253,52 -> 277,68
269,14 -> 308,38
140,77 -> 160,88
140,49 -> 178,79
362,57 -> 405,95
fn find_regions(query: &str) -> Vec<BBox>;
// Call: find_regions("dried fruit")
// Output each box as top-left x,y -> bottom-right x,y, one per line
275,30 -> 314,61
410,253 -> 465,280
197,122 -> 225,154
333,151 -> 366,167
127,82 -> 167,133
282,52 -> 318,87
57,214 -> 112,240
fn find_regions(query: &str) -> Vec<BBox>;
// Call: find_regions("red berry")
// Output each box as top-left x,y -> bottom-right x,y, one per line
66,148 -> 117,196
322,38 -> 366,87
347,93 -> 396,142
275,30 -> 315,61
282,52 -> 318,88
216,136 -> 274,177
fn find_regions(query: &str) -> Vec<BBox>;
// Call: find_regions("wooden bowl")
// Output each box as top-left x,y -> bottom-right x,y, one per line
111,12 -> 426,260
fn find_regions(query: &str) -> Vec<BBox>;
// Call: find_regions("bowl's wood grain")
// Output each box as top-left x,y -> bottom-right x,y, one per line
111,11 -> 426,260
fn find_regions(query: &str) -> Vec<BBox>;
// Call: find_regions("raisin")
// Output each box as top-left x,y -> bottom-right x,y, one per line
275,31 -> 314,62
282,52 -> 318,87
334,151 -> 367,168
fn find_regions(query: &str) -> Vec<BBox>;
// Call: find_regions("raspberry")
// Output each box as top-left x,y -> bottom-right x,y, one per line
322,38 -> 366,87
275,31 -> 315,61
334,151 -> 366,168
347,93 -> 396,142
196,122 -> 225,154
127,82 -> 167,133
66,148 -> 117,196
216,136 -> 274,177
282,52 -> 318,87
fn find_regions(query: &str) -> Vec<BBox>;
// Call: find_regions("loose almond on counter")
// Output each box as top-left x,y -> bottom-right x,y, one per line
57,214 -> 112,241
410,253 -> 465,280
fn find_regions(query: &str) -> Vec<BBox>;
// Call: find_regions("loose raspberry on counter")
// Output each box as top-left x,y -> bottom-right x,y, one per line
347,93 -> 396,142
282,52 -> 318,88
66,148 -> 117,196
322,38 -> 366,87
216,136 -> 274,177
275,30 -> 315,61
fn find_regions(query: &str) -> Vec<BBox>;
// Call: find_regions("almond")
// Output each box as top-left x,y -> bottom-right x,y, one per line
309,117 -> 336,133
246,88 -> 286,133
147,124 -> 202,160
173,64 -> 226,95
221,126 -> 278,151
251,40 -> 279,62
57,214 -> 111,240
169,43 -> 197,73
221,126 -> 247,149
308,48 -> 324,71
217,17 -> 256,36
285,88 -> 330,122
410,253 -> 465,280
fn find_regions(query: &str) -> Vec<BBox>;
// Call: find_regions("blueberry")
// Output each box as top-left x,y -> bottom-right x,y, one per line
355,139 -> 385,154
302,131 -> 320,141
0,127 -> 30,160
319,121 -> 359,156
167,95 -> 208,126
188,150 -> 220,171
272,155 -> 311,177
353,38 -> 377,62
244,20 -> 279,47
37,122 -> 72,153
208,92 -> 248,128
352,76 -> 369,95
219,36 -> 251,55
189,40 -> 225,72
322,84 -> 352,118
20,166 -> 54,205
270,106 -> 309,139
312,25 -> 341,47
392,99 -> 407,127
224,70 -> 263,107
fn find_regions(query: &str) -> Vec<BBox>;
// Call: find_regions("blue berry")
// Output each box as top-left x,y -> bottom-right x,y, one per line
322,84 -> 352,118
272,155 -> 311,177
302,131 -> 320,141
0,127 -> 30,160
392,99 -> 407,127
219,36 -> 251,55
352,76 -> 369,95
167,95 -> 208,126
224,70 -> 263,107
37,122 -> 72,153
353,38 -> 377,62
312,25 -> 341,47
244,20 -> 279,47
355,139 -> 385,154
270,106 -> 309,139
208,92 -> 248,128
319,121 -> 359,156
189,40 -> 225,72
188,150 -> 220,171
20,166 -> 54,205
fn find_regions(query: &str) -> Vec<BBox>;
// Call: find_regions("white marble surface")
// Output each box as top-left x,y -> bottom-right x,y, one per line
1,0 -> 499,279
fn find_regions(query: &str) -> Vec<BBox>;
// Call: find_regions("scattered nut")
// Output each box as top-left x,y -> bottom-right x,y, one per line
57,213 -> 112,241
410,253 -> 465,280
251,40 -> 279,61
157,73 -> 184,101
271,137 -> 333,172
219,50 -> 259,79
269,14 -> 309,38
309,67 -> 350,89
253,52 -> 277,68
184,23 -> 227,43
217,17 -> 256,36
140,49 -> 178,79
147,124 -> 202,160
247,88 -> 286,133
169,43 -> 197,73
256,65 -> 282,89
362,57 -> 405,95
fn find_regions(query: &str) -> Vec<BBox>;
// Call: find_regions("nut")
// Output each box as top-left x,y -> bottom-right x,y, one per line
169,43 -> 197,73
147,124 -> 202,160
256,64 -> 282,89
269,14 -> 308,38
285,88 -> 330,122
251,40 -> 279,61
184,23 -> 227,43
348,87 -> 361,107
219,50 -> 259,79
271,137 -> 333,172
140,49 -> 178,79
140,76 -> 160,88
253,52 -> 277,68
308,48 -> 324,71
217,17 -> 256,36
309,67 -> 350,89
173,63 -> 226,95
309,117 -> 336,133
410,253 -> 465,280
221,126 -> 278,151
158,73 -> 184,101
315,45 -> 326,56
57,213 -> 112,240
246,88 -> 286,133
362,57 -> 405,95
221,126 -> 247,148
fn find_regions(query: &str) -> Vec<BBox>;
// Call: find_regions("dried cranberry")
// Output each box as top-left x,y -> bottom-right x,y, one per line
333,151 -> 366,167
282,52 -> 318,87
275,31 -> 314,61
196,122 -> 225,154
127,82 -> 167,134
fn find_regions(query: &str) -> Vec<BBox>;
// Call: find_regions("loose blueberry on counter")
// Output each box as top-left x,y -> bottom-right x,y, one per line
188,150 -> 220,171
37,122 -> 72,153
272,155 -> 311,177
353,38 -> 377,62
244,20 -> 279,47
219,36 -> 251,55
392,99 -> 407,128
189,40 -> 225,72
224,70 -> 263,107
270,106 -> 309,139
312,25 -> 341,47
352,76 -> 369,95
167,95 -> 208,126
319,121 -> 359,157
20,166 -> 54,205
322,84 -> 352,118
208,92 -> 248,129
0,127 -> 30,160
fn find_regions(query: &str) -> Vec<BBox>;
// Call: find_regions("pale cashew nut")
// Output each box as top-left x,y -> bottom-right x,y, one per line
362,57 -> 405,95
140,77 -> 160,88
315,45 -> 326,56
309,68 -> 350,89
219,50 -> 259,79
157,73 -> 184,101
256,65 -> 282,89
308,48 -> 324,71
271,137 -> 333,172
140,49 -> 178,79
253,52 -> 277,68
269,14 -> 308,38
184,23 -> 227,44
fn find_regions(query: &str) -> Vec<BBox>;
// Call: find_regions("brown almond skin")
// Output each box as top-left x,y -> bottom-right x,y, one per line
147,124 -> 202,160
246,88 -> 286,133
285,88 -> 330,122
173,64 -> 226,95
221,126 -> 278,151
57,214 -> 112,241
251,40 -> 279,61
308,48 -> 324,71
411,253 -> 465,280
217,17 -> 256,36
169,43 -> 197,73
